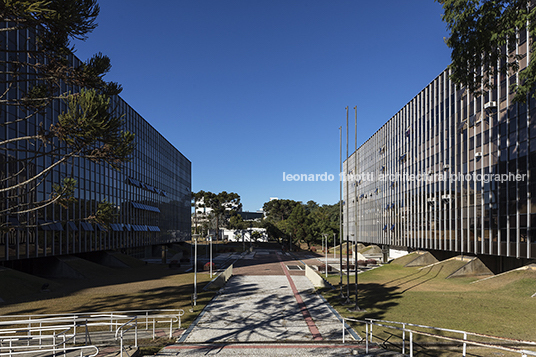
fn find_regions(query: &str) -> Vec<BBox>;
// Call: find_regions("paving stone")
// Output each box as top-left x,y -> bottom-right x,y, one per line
156,249 -> 403,356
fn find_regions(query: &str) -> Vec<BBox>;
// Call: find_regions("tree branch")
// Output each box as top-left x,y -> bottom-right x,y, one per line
0,135 -> 46,147
0,154 -> 72,193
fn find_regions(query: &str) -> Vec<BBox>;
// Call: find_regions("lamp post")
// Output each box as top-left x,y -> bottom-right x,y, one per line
210,234 -> 213,278
333,233 -> 336,259
351,105 -> 363,312
339,126 -> 344,298
289,232 -> 291,252
193,234 -> 199,306
324,234 -> 328,278
346,107 -> 349,302
345,233 -> 352,304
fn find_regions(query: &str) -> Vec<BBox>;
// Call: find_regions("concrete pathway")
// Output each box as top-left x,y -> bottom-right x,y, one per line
179,250 -> 353,343
183,275 -> 315,342
152,249 -> 407,356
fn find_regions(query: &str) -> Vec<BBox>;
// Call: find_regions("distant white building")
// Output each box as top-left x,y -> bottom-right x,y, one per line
192,197 -> 242,233
221,228 -> 268,242
193,197 -> 240,216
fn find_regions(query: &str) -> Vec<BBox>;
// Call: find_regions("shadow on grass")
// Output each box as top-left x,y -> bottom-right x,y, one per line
0,262 -> 219,317
346,265 -> 444,318
399,266 -> 443,293
1,246 -> 342,342
383,265 -> 433,285
0,247 -> 297,322
7,278 -> 208,309
322,281 -> 402,323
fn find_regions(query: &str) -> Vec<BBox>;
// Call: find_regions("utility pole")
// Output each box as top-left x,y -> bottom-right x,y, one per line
333,232 -> 336,259
339,125 -> 344,298
210,234 -> 213,278
193,234 -> 198,306
323,234 -> 328,277
345,106 -> 351,303
353,105 -> 363,311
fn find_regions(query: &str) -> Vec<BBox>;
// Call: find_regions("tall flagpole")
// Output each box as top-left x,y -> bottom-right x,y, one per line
345,106 -> 350,302
353,105 -> 363,311
354,106 -> 358,305
339,125 -> 344,298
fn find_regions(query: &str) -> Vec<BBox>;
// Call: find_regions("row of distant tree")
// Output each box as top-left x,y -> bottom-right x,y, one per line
191,191 -> 340,249
262,199 -> 339,250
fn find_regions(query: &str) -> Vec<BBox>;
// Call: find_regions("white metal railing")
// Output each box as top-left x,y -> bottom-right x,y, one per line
342,317 -> 536,357
115,316 -> 137,357
0,323 -> 93,357
0,309 -> 184,356
0,337 -> 99,357
0,309 -> 184,336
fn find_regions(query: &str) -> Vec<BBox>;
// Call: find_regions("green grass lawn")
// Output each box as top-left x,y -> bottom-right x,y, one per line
322,255 -> 536,356
0,255 -> 218,330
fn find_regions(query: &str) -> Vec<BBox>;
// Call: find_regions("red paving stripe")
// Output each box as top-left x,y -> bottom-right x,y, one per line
164,344 -> 365,350
276,253 -> 323,341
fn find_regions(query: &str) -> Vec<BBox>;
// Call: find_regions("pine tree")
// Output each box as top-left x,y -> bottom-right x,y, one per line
0,0 -> 135,231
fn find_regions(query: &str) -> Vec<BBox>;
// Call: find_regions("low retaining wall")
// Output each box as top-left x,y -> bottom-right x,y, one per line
305,264 -> 329,288
205,264 -> 233,290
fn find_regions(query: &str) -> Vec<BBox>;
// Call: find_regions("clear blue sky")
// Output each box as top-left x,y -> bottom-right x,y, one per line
75,0 -> 452,212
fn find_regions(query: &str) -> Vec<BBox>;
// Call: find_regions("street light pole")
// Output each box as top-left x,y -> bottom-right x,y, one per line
352,105 -> 363,312
210,234 -> 213,278
193,234 -> 198,306
345,106 -> 351,304
339,125 -> 344,298
333,233 -> 336,259
324,234 -> 328,278
346,233 -> 351,304
289,233 -> 291,252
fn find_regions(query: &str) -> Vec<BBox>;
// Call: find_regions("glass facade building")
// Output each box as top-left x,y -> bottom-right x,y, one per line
344,28 -> 536,260
1,24 -> 191,262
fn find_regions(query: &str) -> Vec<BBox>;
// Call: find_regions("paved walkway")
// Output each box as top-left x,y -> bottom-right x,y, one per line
153,249 -> 405,356
180,250 -> 347,343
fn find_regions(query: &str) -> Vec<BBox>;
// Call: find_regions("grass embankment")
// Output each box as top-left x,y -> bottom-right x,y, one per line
327,242 -> 362,254
0,254 -> 217,330
322,253 -> 536,356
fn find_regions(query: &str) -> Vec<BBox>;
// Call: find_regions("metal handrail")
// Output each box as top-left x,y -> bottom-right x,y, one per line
0,324 -> 75,335
0,316 -> 78,326
0,344 -> 99,357
0,334 -> 52,345
0,309 -> 184,356
0,309 -> 184,321
366,318 -> 536,347
342,317 -> 536,357
0,323 -> 84,350
0,309 -> 183,335
54,323 -> 83,353
115,317 -> 137,357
